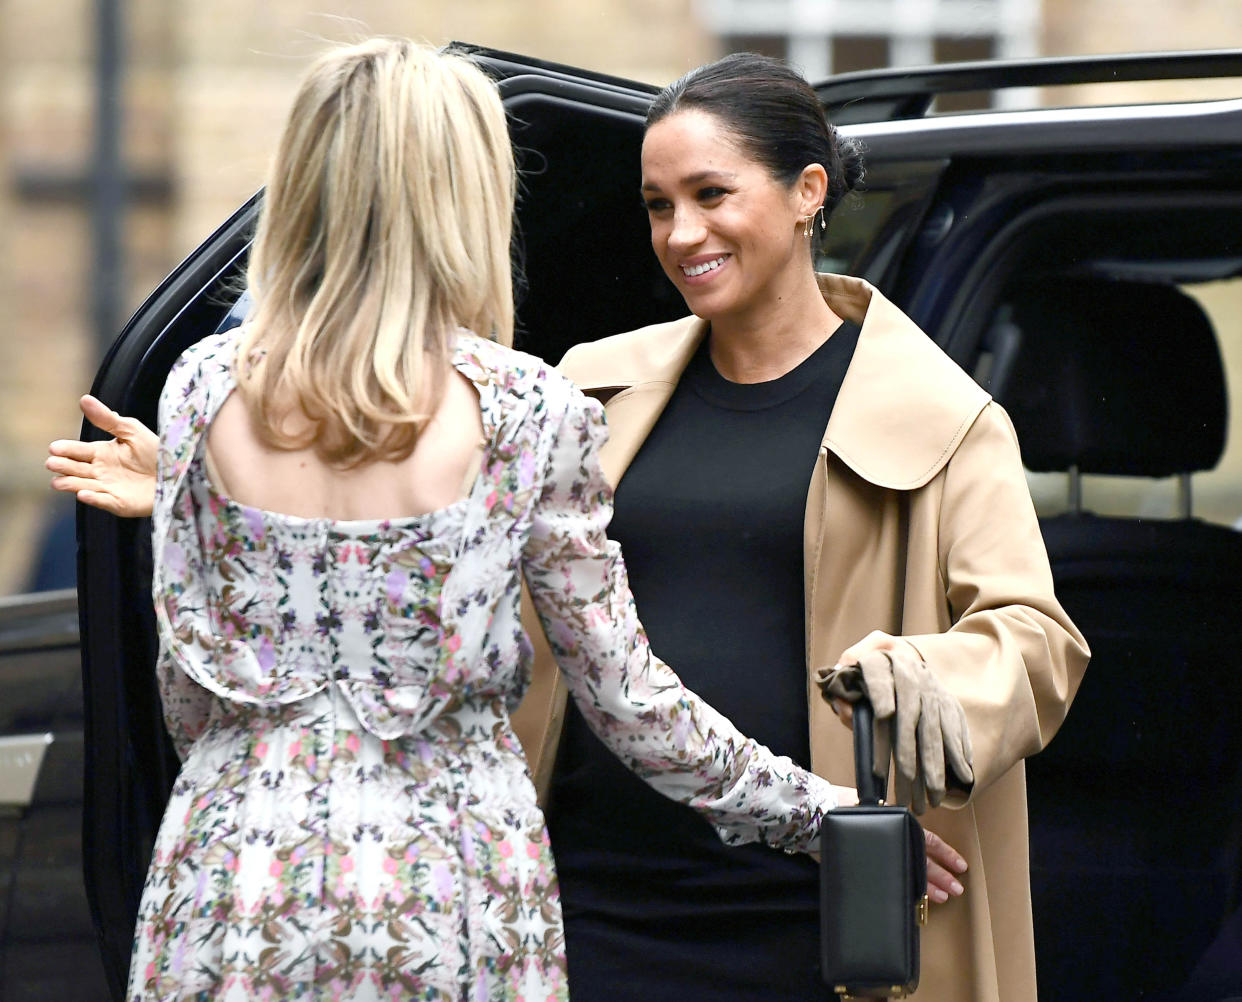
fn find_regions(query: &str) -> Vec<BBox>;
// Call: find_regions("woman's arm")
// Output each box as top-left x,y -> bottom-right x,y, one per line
841,402 -> 1090,804
47,395 -> 158,517
521,380 -> 836,853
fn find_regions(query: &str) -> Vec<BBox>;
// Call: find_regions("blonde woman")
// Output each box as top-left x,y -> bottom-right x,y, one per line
64,39 -> 848,1001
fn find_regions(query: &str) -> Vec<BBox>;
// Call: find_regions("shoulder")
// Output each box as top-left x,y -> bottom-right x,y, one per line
157,329 -> 240,438
161,329 -> 239,406
827,288 -> 991,490
170,328 -> 240,381
953,399 -> 1023,463
455,331 -> 597,433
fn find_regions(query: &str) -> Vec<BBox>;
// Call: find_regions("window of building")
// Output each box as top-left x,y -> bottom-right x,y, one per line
708,0 -> 1040,110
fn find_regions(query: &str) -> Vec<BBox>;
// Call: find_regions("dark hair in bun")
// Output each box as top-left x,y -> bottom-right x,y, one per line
646,52 -> 863,245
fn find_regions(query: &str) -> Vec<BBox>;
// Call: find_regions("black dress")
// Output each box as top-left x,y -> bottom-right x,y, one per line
546,321 -> 861,1001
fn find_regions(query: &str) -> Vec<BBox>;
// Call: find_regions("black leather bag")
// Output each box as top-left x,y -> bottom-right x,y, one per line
820,698 -> 928,1000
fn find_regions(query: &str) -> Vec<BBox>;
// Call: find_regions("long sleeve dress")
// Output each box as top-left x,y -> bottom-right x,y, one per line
131,328 -> 836,1002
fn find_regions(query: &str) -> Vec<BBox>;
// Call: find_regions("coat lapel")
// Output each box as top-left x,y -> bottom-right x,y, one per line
817,273 -> 991,490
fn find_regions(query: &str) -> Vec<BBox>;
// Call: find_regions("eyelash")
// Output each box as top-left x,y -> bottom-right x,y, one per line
642,188 -> 729,213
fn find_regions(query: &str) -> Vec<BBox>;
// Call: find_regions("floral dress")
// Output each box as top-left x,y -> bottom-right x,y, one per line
133,328 -> 835,1002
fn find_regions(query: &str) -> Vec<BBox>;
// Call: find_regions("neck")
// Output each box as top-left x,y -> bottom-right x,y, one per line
708,270 -> 844,383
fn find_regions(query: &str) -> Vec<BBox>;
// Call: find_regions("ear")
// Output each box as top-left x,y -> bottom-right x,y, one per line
794,163 -> 830,217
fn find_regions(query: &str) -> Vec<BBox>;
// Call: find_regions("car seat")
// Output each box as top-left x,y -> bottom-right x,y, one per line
986,277 -> 1242,1002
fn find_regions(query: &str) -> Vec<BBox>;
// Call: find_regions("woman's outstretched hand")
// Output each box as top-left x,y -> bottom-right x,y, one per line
46,395 -> 158,517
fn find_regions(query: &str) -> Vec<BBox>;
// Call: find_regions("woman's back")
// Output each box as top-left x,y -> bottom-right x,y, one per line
206,351 -> 485,523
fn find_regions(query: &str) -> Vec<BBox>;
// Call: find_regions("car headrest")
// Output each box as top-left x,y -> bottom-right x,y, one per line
991,279 -> 1227,477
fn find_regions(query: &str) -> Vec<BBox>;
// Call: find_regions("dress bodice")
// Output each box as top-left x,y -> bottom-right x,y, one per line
153,329 -> 556,739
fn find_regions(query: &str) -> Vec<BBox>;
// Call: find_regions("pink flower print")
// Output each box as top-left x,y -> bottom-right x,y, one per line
305,755 -> 317,774
145,962 -> 156,982
420,556 -> 436,578
164,542 -> 187,579
672,709 -> 696,749
269,859 -> 284,878
432,861 -> 454,901
404,846 -> 419,864
288,741 -> 301,758
166,413 -> 190,450
526,841 -> 542,859
243,507 -> 265,540
518,449 -> 537,489
253,741 -> 268,759
485,490 -> 499,511
382,857 -> 398,875
385,570 -> 405,606
497,841 -> 514,859
340,855 -> 354,874
446,634 -> 462,654
344,733 -> 361,754
256,635 -> 275,672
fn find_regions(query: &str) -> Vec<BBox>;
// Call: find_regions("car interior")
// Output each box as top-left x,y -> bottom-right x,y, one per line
987,273 -> 1242,999
953,206 -> 1242,999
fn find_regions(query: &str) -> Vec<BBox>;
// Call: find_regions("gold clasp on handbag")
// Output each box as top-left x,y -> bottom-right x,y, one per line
835,987 -> 913,1000
917,893 -> 930,926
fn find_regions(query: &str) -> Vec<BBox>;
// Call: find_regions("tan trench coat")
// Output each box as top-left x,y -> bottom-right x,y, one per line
513,272 -> 1090,1002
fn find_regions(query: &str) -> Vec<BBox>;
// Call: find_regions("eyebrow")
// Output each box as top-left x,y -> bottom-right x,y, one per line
641,170 -> 738,192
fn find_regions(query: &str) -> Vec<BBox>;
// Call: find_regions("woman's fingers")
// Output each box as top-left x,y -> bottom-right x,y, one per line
924,827 -> 966,904
926,857 -> 963,903
47,440 -> 100,464
78,394 -> 125,435
46,454 -> 98,479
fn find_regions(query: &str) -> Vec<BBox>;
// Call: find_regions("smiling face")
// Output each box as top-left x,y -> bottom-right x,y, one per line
640,109 -> 821,328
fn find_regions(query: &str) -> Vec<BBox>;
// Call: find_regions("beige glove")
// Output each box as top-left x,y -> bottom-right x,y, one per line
817,648 -> 974,814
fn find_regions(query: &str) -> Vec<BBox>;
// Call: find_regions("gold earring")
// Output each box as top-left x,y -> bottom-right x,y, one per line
802,214 -> 814,238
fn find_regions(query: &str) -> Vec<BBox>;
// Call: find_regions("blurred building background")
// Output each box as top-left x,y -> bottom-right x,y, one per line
2,0 -> 1240,593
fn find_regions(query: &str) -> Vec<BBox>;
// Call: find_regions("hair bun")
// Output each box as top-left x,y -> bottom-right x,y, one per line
837,134 -> 865,195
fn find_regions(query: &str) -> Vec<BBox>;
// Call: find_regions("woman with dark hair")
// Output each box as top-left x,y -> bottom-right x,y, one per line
512,53 -> 1088,1002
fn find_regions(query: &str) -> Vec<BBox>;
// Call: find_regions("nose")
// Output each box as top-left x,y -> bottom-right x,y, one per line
666,205 -> 707,253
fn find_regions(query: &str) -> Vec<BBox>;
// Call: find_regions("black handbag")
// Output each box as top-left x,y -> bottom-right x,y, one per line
820,697 -> 928,1000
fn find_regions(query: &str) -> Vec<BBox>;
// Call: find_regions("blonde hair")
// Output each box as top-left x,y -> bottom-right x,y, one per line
237,38 -> 516,467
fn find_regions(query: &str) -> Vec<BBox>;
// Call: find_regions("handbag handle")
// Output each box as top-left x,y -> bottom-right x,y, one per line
851,697 -> 890,806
